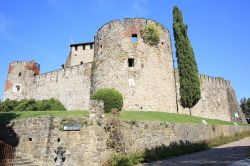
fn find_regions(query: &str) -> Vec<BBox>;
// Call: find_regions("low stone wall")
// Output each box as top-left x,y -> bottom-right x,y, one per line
0,117 -> 250,166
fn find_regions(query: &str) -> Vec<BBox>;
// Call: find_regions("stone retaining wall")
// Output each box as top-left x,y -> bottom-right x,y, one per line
0,117 -> 250,166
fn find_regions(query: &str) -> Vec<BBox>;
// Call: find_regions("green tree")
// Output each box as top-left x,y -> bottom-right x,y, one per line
240,97 -> 250,118
173,6 -> 201,115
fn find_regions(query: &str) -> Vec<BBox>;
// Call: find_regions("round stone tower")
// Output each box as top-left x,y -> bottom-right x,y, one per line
3,61 -> 40,101
92,18 -> 177,112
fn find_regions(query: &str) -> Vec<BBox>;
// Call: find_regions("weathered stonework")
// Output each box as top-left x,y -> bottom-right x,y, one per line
2,18 -> 246,122
0,117 -> 250,166
92,19 -> 177,112
175,73 -> 245,122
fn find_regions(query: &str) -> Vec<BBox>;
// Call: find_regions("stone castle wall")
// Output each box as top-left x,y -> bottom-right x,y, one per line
92,18 -> 177,112
1,117 -> 250,166
4,62 -> 92,110
176,73 -> 245,122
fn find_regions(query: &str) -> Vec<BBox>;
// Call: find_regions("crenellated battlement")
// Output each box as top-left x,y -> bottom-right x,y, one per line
35,62 -> 92,79
174,70 -> 231,87
96,18 -> 170,37
199,74 -> 231,87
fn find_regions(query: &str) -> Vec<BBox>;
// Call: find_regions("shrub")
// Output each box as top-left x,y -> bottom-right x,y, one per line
141,23 -> 161,46
0,99 -> 19,112
92,88 -> 123,113
14,99 -> 38,111
37,99 -> 66,111
0,98 -> 66,112
107,153 -> 143,166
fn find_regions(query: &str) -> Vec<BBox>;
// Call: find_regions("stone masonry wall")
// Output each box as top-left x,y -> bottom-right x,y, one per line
3,62 -> 92,110
28,63 -> 92,110
92,18 -> 177,112
175,72 -> 246,122
1,117 -> 250,166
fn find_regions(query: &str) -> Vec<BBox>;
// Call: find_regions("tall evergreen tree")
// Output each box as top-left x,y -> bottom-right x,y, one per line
173,6 -> 201,115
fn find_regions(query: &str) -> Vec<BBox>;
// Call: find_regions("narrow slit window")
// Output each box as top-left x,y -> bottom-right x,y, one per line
131,34 -> 138,43
18,72 -> 22,76
75,46 -> 78,51
83,45 -> 86,50
80,61 -> 83,65
128,58 -> 134,67
90,44 -> 93,49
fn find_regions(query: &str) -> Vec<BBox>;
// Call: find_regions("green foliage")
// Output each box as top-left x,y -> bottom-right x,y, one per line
0,111 -> 89,122
0,98 -> 66,112
207,130 -> 250,147
173,6 -> 201,110
106,152 -> 143,166
240,97 -> 250,118
106,131 -> 250,165
119,111 -> 239,126
92,88 -> 123,113
37,99 -> 66,111
14,99 -> 38,111
141,23 -> 161,46
0,99 -> 19,112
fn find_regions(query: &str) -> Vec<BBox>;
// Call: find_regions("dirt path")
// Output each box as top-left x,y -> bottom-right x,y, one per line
140,137 -> 250,166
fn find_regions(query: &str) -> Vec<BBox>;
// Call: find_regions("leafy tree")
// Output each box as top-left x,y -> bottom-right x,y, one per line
173,6 -> 201,115
240,97 -> 250,118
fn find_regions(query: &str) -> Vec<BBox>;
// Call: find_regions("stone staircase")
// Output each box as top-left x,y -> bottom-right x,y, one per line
0,140 -> 37,166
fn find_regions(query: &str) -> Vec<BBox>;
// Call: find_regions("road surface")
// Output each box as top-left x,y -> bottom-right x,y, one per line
140,137 -> 250,166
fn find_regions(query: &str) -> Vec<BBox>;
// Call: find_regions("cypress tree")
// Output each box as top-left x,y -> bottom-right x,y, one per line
173,6 -> 201,115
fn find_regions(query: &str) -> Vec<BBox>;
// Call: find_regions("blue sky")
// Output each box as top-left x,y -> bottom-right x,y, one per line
0,0 -> 250,102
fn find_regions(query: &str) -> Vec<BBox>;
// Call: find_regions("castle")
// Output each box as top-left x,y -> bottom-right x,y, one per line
3,18 -> 246,122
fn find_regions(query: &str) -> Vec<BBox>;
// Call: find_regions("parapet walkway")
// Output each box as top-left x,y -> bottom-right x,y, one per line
140,137 -> 250,166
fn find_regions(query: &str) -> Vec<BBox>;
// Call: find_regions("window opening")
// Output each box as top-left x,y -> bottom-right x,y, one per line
13,84 -> 21,92
131,34 -> 138,43
128,58 -> 134,67
18,72 -> 22,76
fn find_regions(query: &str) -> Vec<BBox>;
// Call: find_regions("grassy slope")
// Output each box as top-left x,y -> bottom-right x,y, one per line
120,111 -> 246,126
0,110 -> 248,126
0,111 -> 89,122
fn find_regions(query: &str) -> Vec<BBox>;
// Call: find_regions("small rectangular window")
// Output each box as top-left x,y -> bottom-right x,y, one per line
83,45 -> 86,50
128,58 -> 134,67
90,44 -> 93,49
131,34 -> 138,43
75,46 -> 78,51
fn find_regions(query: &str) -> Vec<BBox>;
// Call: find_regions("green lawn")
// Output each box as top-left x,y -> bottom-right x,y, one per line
0,110 -> 248,126
119,111 -> 246,126
0,111 -> 89,122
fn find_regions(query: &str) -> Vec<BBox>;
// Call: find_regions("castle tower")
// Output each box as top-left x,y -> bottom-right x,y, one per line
3,61 -> 40,101
92,18 -> 177,112
65,42 -> 94,67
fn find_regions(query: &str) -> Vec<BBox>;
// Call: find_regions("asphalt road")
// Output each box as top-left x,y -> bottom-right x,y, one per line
140,137 -> 250,166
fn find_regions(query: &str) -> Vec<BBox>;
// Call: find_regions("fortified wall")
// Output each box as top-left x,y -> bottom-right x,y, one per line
175,73 -> 245,122
4,61 -> 92,110
1,116 -> 250,166
2,18 -> 246,122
